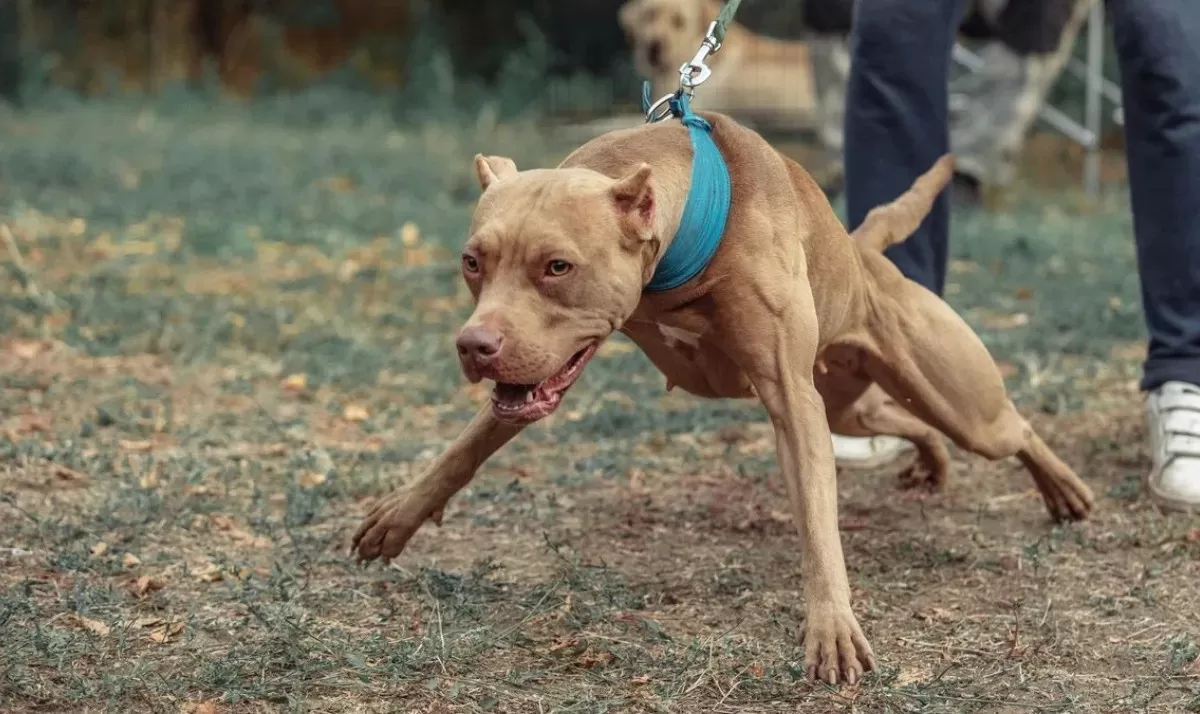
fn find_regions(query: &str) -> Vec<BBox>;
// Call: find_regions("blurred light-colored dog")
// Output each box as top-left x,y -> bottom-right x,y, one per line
618,0 -> 817,131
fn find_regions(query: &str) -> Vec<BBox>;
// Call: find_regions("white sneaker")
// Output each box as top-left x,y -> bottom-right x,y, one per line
1145,381 -> 1200,511
831,434 -> 914,471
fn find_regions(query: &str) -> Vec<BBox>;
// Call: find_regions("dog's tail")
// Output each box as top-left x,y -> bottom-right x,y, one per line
850,155 -> 956,252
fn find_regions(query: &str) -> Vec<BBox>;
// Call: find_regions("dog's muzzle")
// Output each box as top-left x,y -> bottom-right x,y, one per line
647,39 -> 664,69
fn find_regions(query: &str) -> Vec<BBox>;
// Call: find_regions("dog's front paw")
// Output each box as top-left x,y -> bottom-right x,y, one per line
350,488 -> 443,563
799,604 -> 876,686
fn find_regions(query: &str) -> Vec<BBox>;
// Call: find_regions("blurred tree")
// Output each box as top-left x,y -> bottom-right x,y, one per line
0,0 -> 22,103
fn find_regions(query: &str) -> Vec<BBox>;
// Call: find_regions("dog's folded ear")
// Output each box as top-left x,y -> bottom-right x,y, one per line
610,163 -> 655,233
617,0 -> 639,33
474,154 -> 519,191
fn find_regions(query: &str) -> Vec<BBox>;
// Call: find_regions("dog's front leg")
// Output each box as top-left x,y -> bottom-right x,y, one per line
729,302 -> 875,685
351,405 -> 522,562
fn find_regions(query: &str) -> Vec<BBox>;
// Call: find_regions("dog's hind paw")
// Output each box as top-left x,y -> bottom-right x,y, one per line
798,604 -> 876,686
896,458 -> 946,494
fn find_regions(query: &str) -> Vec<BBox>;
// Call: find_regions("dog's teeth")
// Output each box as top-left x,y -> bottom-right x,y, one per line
525,391 -> 535,404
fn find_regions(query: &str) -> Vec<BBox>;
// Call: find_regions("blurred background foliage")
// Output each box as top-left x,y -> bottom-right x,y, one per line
0,0 -> 1112,116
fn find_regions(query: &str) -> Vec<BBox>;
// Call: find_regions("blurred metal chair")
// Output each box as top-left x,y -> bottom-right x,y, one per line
952,0 -> 1120,196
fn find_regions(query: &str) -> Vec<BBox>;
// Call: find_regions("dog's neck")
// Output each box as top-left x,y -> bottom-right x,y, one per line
643,115 -> 730,292
649,171 -> 692,268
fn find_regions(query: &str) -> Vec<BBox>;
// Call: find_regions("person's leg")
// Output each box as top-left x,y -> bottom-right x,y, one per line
844,0 -> 962,295
833,0 -> 961,469
1107,0 -> 1200,509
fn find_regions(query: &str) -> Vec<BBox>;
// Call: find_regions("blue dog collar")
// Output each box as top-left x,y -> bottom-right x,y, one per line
640,83 -> 731,293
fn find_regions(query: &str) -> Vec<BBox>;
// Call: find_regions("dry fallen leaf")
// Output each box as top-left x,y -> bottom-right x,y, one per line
132,616 -> 163,629
894,665 -> 930,687
400,221 -> 421,247
281,373 -> 307,392
119,439 -> 155,452
9,339 -> 56,360
122,553 -> 141,568
981,312 -> 1030,330
72,614 -> 110,637
630,675 -> 651,685
913,606 -> 956,624
546,637 -> 579,654
575,648 -> 615,669
342,403 -> 370,422
298,471 -> 327,488
53,464 -> 86,483
193,563 -> 224,583
139,469 -> 161,489
16,412 -> 52,434
130,575 -> 164,598
148,621 -> 184,643
209,514 -> 271,549
180,702 -> 220,714
90,541 -> 109,557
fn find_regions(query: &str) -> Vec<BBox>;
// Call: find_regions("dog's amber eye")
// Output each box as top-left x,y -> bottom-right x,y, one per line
546,259 -> 572,277
462,254 -> 480,273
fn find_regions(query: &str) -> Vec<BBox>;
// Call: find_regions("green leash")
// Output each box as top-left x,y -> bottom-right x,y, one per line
711,0 -> 744,45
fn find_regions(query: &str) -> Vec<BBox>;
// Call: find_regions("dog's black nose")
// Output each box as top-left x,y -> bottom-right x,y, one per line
647,40 -> 663,69
456,325 -> 504,366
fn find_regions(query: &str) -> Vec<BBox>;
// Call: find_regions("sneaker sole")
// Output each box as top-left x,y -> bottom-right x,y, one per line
1145,482 -> 1200,514
835,442 -> 918,473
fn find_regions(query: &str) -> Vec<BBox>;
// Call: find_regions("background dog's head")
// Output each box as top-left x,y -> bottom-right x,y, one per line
455,155 -> 659,425
618,0 -> 723,84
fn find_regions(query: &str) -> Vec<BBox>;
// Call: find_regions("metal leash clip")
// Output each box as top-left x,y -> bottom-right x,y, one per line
678,21 -> 722,92
645,20 -> 724,123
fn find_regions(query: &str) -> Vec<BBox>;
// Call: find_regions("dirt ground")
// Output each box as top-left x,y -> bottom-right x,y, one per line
1,99 -> 1198,713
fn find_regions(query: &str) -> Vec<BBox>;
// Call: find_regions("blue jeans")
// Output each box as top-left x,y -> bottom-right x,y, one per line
844,0 -> 1200,390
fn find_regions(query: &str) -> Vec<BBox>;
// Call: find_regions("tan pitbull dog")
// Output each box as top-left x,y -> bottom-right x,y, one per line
619,0 -> 816,131
351,112 -> 1095,685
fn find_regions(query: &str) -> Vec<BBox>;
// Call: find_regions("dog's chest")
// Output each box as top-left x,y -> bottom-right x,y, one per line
620,319 -> 756,400
655,323 -> 702,349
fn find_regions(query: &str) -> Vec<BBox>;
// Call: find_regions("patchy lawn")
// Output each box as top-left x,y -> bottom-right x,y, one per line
1,93 -> 1197,713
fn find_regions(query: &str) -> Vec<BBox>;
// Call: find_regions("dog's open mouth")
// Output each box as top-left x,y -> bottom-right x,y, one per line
491,342 -> 600,424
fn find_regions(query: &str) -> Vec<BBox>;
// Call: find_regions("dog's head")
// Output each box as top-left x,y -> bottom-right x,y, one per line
618,0 -> 723,81
456,155 -> 659,425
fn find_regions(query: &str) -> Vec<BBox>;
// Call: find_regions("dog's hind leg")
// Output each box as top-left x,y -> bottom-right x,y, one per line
822,377 -> 951,492
351,405 -> 523,562
856,272 -> 1094,521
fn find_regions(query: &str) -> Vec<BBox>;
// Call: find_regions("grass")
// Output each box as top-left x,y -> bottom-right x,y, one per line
0,85 -> 1198,713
